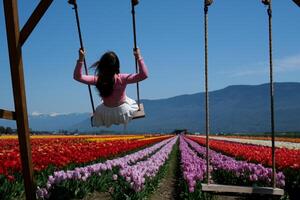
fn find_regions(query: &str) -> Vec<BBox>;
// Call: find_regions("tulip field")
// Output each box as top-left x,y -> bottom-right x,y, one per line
0,134 -> 299,200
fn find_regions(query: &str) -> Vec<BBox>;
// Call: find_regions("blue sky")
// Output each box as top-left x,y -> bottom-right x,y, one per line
0,0 -> 299,114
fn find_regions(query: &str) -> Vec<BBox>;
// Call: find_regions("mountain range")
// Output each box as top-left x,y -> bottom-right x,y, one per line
1,82 -> 300,133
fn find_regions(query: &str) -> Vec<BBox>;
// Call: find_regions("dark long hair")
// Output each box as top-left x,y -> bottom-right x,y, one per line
92,51 -> 120,97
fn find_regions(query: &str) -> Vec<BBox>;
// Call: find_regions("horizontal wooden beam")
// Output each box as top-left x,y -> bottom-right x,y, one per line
201,184 -> 284,196
293,0 -> 300,7
19,0 -> 53,46
0,109 -> 16,120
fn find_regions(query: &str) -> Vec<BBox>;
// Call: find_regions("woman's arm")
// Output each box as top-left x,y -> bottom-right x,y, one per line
73,60 -> 98,85
73,49 -> 98,85
126,48 -> 149,84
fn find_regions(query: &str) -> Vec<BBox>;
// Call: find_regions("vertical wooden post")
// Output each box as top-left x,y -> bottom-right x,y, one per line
3,0 -> 36,199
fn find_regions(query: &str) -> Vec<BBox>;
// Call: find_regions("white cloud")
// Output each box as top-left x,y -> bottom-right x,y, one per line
31,111 -> 43,116
31,111 -> 66,117
223,54 -> 300,77
230,67 -> 267,77
49,112 -> 64,117
277,54 -> 300,72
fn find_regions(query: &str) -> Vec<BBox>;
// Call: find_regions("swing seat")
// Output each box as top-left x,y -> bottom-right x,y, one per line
90,103 -> 145,127
201,184 -> 284,196
132,103 -> 145,119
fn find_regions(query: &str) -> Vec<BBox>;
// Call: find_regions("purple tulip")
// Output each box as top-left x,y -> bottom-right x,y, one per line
184,137 -> 285,188
118,137 -> 178,191
36,137 -> 175,199
179,136 -> 207,192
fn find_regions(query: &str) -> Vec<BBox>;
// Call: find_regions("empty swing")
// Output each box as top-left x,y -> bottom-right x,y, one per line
68,0 -> 145,127
200,0 -> 284,197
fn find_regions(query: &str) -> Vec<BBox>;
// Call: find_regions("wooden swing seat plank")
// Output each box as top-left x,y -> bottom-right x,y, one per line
201,184 -> 284,196
0,109 -> 16,120
90,103 -> 145,127
132,103 -> 145,119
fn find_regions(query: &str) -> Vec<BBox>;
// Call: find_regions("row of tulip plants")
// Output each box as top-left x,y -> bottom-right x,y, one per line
0,135 -> 171,177
219,135 -> 300,144
0,136 -> 172,200
186,136 -> 299,200
178,136 -> 287,199
185,137 -> 285,187
188,136 -> 300,170
205,136 -> 300,150
179,136 -> 206,193
37,136 -> 178,199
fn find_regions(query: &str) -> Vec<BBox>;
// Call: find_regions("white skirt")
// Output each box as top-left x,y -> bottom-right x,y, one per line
92,96 -> 139,127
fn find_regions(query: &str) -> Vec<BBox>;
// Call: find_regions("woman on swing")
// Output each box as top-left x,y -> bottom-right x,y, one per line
73,48 -> 148,127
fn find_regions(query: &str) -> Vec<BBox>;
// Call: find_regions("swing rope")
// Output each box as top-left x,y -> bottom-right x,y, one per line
68,0 -> 96,114
265,1 -> 276,188
263,0 -> 276,189
131,0 -> 141,110
204,0 -> 211,184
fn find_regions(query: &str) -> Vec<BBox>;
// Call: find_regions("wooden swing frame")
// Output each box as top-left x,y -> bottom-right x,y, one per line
1,0 -> 298,199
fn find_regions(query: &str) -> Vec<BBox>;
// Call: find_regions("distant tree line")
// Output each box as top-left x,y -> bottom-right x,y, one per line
172,129 -> 188,135
0,126 -> 14,134
55,129 -> 79,135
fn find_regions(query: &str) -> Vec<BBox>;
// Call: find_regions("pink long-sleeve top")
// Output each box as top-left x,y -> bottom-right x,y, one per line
73,58 -> 148,107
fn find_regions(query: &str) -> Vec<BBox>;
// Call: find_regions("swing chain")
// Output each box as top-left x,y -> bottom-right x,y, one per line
205,0 -> 213,7
262,0 -> 271,6
204,6 -> 208,13
268,6 -> 272,17
68,0 -> 96,114
68,0 -> 77,9
262,0 -> 272,16
132,0 -> 139,6
205,0 -> 213,12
